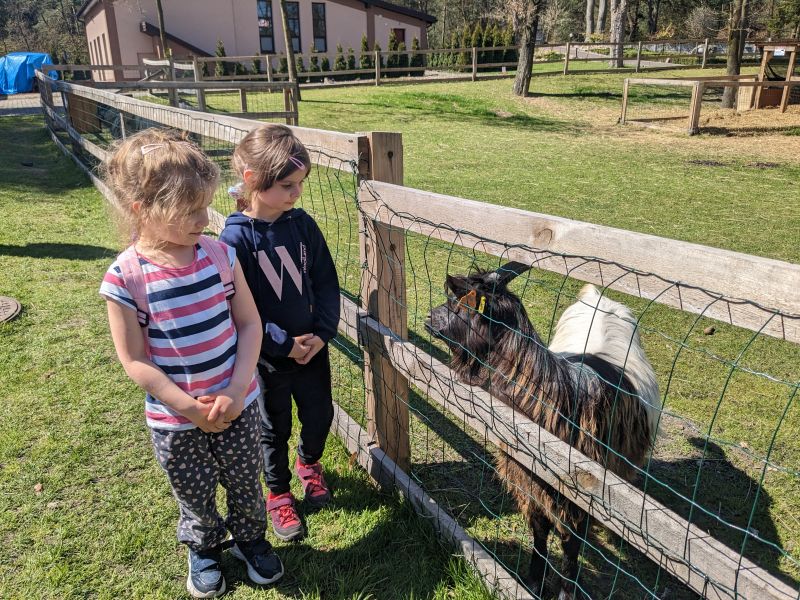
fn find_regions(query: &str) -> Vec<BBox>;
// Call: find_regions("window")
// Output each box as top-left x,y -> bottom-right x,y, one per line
312,3 -> 327,53
286,2 -> 301,53
391,28 -> 406,46
257,1 -> 274,53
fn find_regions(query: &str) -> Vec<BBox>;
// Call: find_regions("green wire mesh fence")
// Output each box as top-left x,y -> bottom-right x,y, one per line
38,72 -> 800,600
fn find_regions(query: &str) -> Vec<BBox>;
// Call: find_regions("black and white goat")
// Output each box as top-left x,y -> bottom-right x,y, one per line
426,263 -> 661,599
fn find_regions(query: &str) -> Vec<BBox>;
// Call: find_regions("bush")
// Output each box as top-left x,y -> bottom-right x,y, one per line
334,43 -> 347,80
347,48 -> 356,72
398,42 -> 409,76
320,56 -> 330,74
387,30 -> 399,72
252,58 -> 261,74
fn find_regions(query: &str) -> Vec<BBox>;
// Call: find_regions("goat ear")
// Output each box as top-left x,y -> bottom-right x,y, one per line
446,274 -> 468,293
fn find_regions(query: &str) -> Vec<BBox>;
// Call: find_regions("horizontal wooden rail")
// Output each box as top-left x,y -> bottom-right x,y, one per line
339,296 -> 797,600
90,80 -> 293,91
38,74 -> 364,169
359,181 -> 800,344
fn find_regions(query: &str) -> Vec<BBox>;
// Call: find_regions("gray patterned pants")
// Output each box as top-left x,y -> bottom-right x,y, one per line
150,402 -> 266,551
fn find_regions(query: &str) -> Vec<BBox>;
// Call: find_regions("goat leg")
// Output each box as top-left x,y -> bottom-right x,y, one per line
524,508 -> 552,596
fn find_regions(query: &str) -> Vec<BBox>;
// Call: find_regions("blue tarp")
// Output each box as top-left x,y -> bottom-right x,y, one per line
0,52 -> 58,95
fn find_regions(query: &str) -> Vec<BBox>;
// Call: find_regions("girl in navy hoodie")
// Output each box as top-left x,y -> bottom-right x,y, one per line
220,124 -> 340,542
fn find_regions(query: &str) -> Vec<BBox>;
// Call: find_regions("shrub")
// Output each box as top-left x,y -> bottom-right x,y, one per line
334,43 -> 347,80
398,42 -> 409,76
252,57 -> 261,74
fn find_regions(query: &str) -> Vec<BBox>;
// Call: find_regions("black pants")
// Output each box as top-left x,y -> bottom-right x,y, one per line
257,347 -> 334,495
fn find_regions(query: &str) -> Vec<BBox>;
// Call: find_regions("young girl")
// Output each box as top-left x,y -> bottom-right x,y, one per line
220,124 -> 340,542
99,129 -> 284,598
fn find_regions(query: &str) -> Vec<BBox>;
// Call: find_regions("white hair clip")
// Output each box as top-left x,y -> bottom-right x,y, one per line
140,143 -> 166,155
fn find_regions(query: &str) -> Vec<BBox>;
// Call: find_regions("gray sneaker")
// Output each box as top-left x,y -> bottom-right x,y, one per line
187,547 -> 225,598
231,538 -> 284,585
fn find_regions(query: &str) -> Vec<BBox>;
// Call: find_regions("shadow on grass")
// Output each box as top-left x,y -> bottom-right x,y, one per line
647,437 -> 795,585
222,467 -> 467,600
0,116 -> 92,193
0,242 -> 116,260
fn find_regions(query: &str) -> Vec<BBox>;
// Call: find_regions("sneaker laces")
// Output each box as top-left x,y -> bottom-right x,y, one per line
304,470 -> 327,496
274,502 -> 300,526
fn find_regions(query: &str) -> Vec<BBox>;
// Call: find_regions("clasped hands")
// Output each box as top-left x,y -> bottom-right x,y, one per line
288,333 -> 325,365
191,386 -> 245,433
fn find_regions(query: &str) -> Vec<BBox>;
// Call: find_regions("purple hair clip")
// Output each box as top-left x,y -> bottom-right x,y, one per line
288,155 -> 306,172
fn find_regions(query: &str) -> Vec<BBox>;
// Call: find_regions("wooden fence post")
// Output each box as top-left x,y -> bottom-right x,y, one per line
359,132 -> 410,471
635,41 -> 643,72
701,37 -> 709,69
239,88 -> 248,113
620,78 -> 630,124
375,50 -> 381,85
167,56 -> 178,107
780,50 -> 797,112
563,42 -> 571,75
471,46 -> 477,81
687,81 -> 704,134
192,56 -> 207,111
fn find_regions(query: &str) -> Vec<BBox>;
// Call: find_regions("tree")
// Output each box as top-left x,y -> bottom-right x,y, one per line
586,0 -> 596,39
410,36 -> 424,75
608,0 -> 629,67
155,0 -> 169,57
509,0 -> 543,97
722,0 -> 749,108
360,33 -> 373,75
278,0 -> 300,100
685,4 -> 722,39
596,0 -> 609,33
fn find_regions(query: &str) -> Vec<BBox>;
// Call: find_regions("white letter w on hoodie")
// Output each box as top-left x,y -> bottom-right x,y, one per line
255,247 -> 303,300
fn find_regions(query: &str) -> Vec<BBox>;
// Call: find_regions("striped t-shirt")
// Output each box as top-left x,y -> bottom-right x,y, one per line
99,241 -> 259,431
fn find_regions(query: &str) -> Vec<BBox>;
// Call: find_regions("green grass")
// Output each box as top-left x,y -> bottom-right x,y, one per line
9,67 -> 800,598
0,116 -> 496,600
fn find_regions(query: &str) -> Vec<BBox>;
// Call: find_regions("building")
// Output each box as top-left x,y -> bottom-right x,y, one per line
77,0 -> 436,81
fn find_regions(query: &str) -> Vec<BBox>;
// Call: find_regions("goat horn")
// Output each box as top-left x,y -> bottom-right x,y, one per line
489,261 -> 533,285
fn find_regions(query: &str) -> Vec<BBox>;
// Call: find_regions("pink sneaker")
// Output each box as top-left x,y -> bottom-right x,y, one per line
295,459 -> 332,508
266,492 -> 304,541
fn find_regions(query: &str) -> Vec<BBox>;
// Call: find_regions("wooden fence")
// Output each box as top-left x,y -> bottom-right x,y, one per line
620,74 -> 800,134
36,71 -> 799,600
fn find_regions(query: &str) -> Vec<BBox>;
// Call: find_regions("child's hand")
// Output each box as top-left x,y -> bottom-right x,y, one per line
206,389 -> 245,427
288,333 -> 313,360
189,397 -> 230,433
295,335 -> 325,365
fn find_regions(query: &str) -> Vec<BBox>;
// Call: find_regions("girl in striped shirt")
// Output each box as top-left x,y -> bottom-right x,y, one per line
99,129 -> 283,598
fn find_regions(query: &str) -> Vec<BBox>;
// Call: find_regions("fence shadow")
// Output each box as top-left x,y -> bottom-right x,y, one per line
647,436 -> 792,584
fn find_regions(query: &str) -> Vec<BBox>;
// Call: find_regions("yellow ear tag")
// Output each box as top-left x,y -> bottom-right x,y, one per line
477,295 -> 487,314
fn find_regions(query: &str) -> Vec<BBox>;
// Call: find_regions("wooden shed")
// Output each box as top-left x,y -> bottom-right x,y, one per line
753,42 -> 799,111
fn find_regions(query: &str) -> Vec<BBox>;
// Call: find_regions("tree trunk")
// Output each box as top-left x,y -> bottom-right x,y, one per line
608,0 -> 628,67
512,15 -> 539,97
585,0 -> 596,40
155,0 -> 169,58
627,0 -> 640,41
596,0 -> 608,34
278,0 -> 301,101
721,0 -> 748,108
647,0 -> 660,35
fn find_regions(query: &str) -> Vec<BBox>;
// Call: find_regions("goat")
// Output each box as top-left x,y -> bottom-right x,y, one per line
426,263 -> 661,599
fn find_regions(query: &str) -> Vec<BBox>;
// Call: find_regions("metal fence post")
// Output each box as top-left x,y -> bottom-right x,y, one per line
635,41 -> 643,72
563,42 -> 572,75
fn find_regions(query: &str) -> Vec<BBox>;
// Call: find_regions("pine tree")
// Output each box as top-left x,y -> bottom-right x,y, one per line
387,30 -> 399,71
491,23 -> 504,64
321,56 -> 330,72
448,31 -> 460,67
252,57 -> 262,74
503,25 -> 516,63
373,42 -> 384,69
359,34 -> 373,78
334,42 -> 346,74
398,42 -> 409,76
410,36 -> 424,76
214,39 -> 228,77
457,25 -> 471,67
346,47 -> 356,71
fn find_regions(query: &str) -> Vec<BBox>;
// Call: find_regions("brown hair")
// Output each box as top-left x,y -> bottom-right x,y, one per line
103,128 -> 219,242
231,124 -> 311,211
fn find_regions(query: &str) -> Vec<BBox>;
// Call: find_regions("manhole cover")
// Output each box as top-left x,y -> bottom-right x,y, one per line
0,296 -> 21,323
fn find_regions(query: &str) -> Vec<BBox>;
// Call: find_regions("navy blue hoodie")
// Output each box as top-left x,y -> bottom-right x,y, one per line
220,208 -> 340,371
